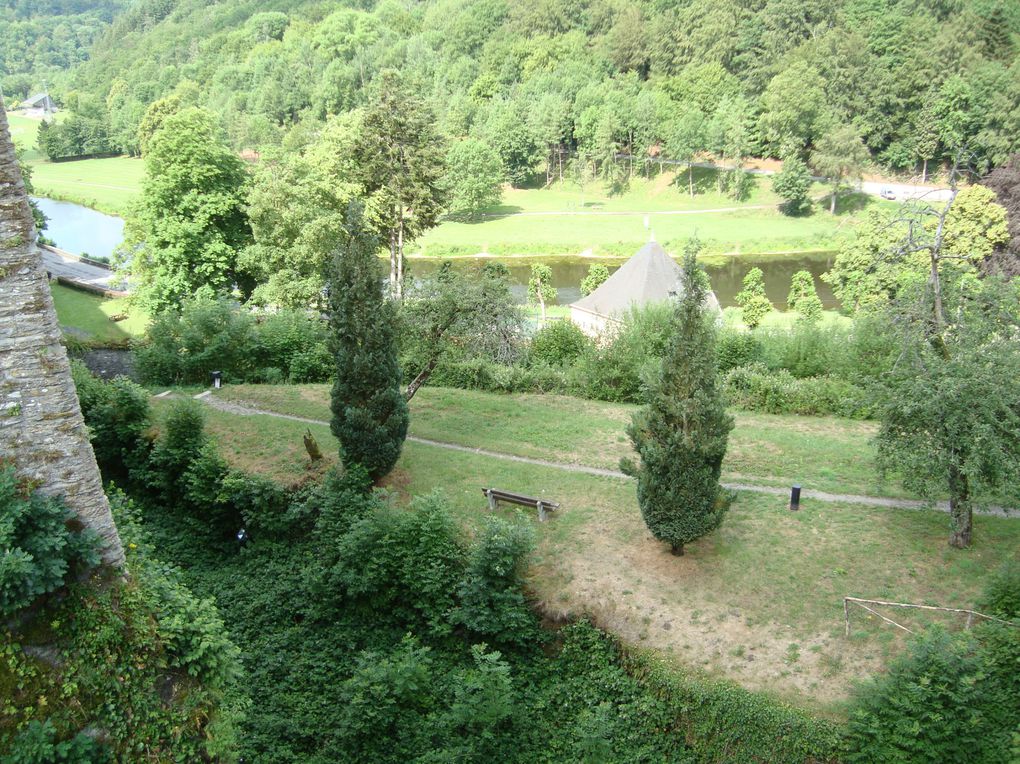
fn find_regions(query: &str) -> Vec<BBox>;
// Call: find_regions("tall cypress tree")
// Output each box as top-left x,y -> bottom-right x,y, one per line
621,241 -> 734,555
328,206 -> 409,481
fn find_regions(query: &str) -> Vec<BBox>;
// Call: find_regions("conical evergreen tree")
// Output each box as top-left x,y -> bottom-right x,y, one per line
621,241 -> 734,555
328,206 -> 409,481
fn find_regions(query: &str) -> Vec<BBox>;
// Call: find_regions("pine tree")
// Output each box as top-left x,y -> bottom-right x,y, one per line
328,206 -> 409,481
735,267 -> 773,329
621,241 -> 734,555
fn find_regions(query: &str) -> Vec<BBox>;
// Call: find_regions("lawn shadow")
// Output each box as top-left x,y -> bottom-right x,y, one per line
446,204 -> 525,224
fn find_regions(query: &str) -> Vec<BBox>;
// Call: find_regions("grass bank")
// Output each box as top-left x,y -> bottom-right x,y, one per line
10,113 -> 141,216
50,283 -> 147,343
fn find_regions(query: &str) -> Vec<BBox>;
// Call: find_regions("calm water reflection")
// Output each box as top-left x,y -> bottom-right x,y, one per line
409,252 -> 838,309
32,197 -> 124,261
35,197 -> 838,309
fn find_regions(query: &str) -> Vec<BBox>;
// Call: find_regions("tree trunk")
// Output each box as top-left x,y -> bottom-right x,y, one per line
539,292 -> 546,323
671,542 -> 684,556
396,210 -> 405,300
922,158 -> 928,184
948,464 -> 973,549
829,188 -> 837,215
405,357 -> 440,402
0,103 -> 124,566
389,231 -> 398,299
688,163 -> 694,197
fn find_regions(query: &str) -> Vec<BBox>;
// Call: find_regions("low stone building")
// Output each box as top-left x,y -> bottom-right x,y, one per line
569,240 -> 721,336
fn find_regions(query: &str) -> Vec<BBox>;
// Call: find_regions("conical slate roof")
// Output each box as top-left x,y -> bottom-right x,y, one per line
570,241 -> 720,319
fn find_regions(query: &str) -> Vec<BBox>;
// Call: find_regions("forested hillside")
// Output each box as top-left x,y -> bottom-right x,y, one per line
0,0 -> 127,98
33,0 -> 1020,175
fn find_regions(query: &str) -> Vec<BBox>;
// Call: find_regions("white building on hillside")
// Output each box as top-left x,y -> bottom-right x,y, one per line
569,240 -> 721,336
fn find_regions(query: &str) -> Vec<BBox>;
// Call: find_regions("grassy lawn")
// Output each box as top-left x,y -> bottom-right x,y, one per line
191,399 -> 1020,710
29,157 -> 144,216
212,384 -> 898,498
419,171 -> 878,257
10,113 -> 142,216
50,283 -> 147,343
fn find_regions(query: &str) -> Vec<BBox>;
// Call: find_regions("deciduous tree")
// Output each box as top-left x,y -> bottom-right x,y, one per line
773,155 -> 813,215
528,263 -> 556,322
811,124 -> 870,214
787,270 -> 823,325
126,107 -> 252,313
580,263 -> 610,296
444,139 -> 503,218
355,70 -> 447,299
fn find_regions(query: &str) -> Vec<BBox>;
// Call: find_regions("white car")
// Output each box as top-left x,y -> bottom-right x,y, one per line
880,188 -> 896,200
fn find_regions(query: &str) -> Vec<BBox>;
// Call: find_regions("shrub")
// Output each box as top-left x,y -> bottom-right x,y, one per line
72,364 -> 152,480
723,363 -> 872,418
452,516 -> 537,645
218,470 -> 294,537
529,320 -> 590,367
2,720 -> 111,764
322,493 -> 464,634
978,560 -> 1020,619
716,330 -> 764,372
135,296 -> 257,385
845,625 -> 1020,764
145,399 -> 212,506
254,310 -> 331,382
0,467 -> 101,617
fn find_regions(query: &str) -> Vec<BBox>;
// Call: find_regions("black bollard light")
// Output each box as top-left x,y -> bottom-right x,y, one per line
211,370 -> 223,389
236,527 -> 250,547
790,484 -> 801,511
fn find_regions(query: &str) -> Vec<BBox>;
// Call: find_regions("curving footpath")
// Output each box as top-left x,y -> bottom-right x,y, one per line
189,393 -> 1015,518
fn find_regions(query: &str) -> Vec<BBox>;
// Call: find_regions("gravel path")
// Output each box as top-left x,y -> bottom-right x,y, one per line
194,393 -> 1015,518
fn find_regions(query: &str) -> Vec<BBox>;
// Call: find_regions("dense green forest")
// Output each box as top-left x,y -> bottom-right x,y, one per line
0,0 -> 126,97
22,0 -> 1020,175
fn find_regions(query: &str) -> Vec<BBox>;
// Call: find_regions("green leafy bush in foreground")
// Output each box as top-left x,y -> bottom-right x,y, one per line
0,467 -> 100,618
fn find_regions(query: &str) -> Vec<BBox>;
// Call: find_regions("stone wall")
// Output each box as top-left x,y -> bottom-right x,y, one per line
0,103 -> 124,566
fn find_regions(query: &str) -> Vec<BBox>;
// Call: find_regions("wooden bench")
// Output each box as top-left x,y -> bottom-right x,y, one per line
482,488 -> 560,521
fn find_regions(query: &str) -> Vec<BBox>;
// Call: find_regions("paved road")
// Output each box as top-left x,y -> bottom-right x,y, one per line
39,244 -> 128,293
193,393 -> 1016,518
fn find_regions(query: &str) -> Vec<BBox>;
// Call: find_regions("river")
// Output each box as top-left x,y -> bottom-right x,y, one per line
411,252 -> 839,310
35,198 -> 838,309
32,197 -> 125,262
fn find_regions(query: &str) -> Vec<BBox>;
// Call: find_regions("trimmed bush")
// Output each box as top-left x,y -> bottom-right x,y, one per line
528,320 -> 590,367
